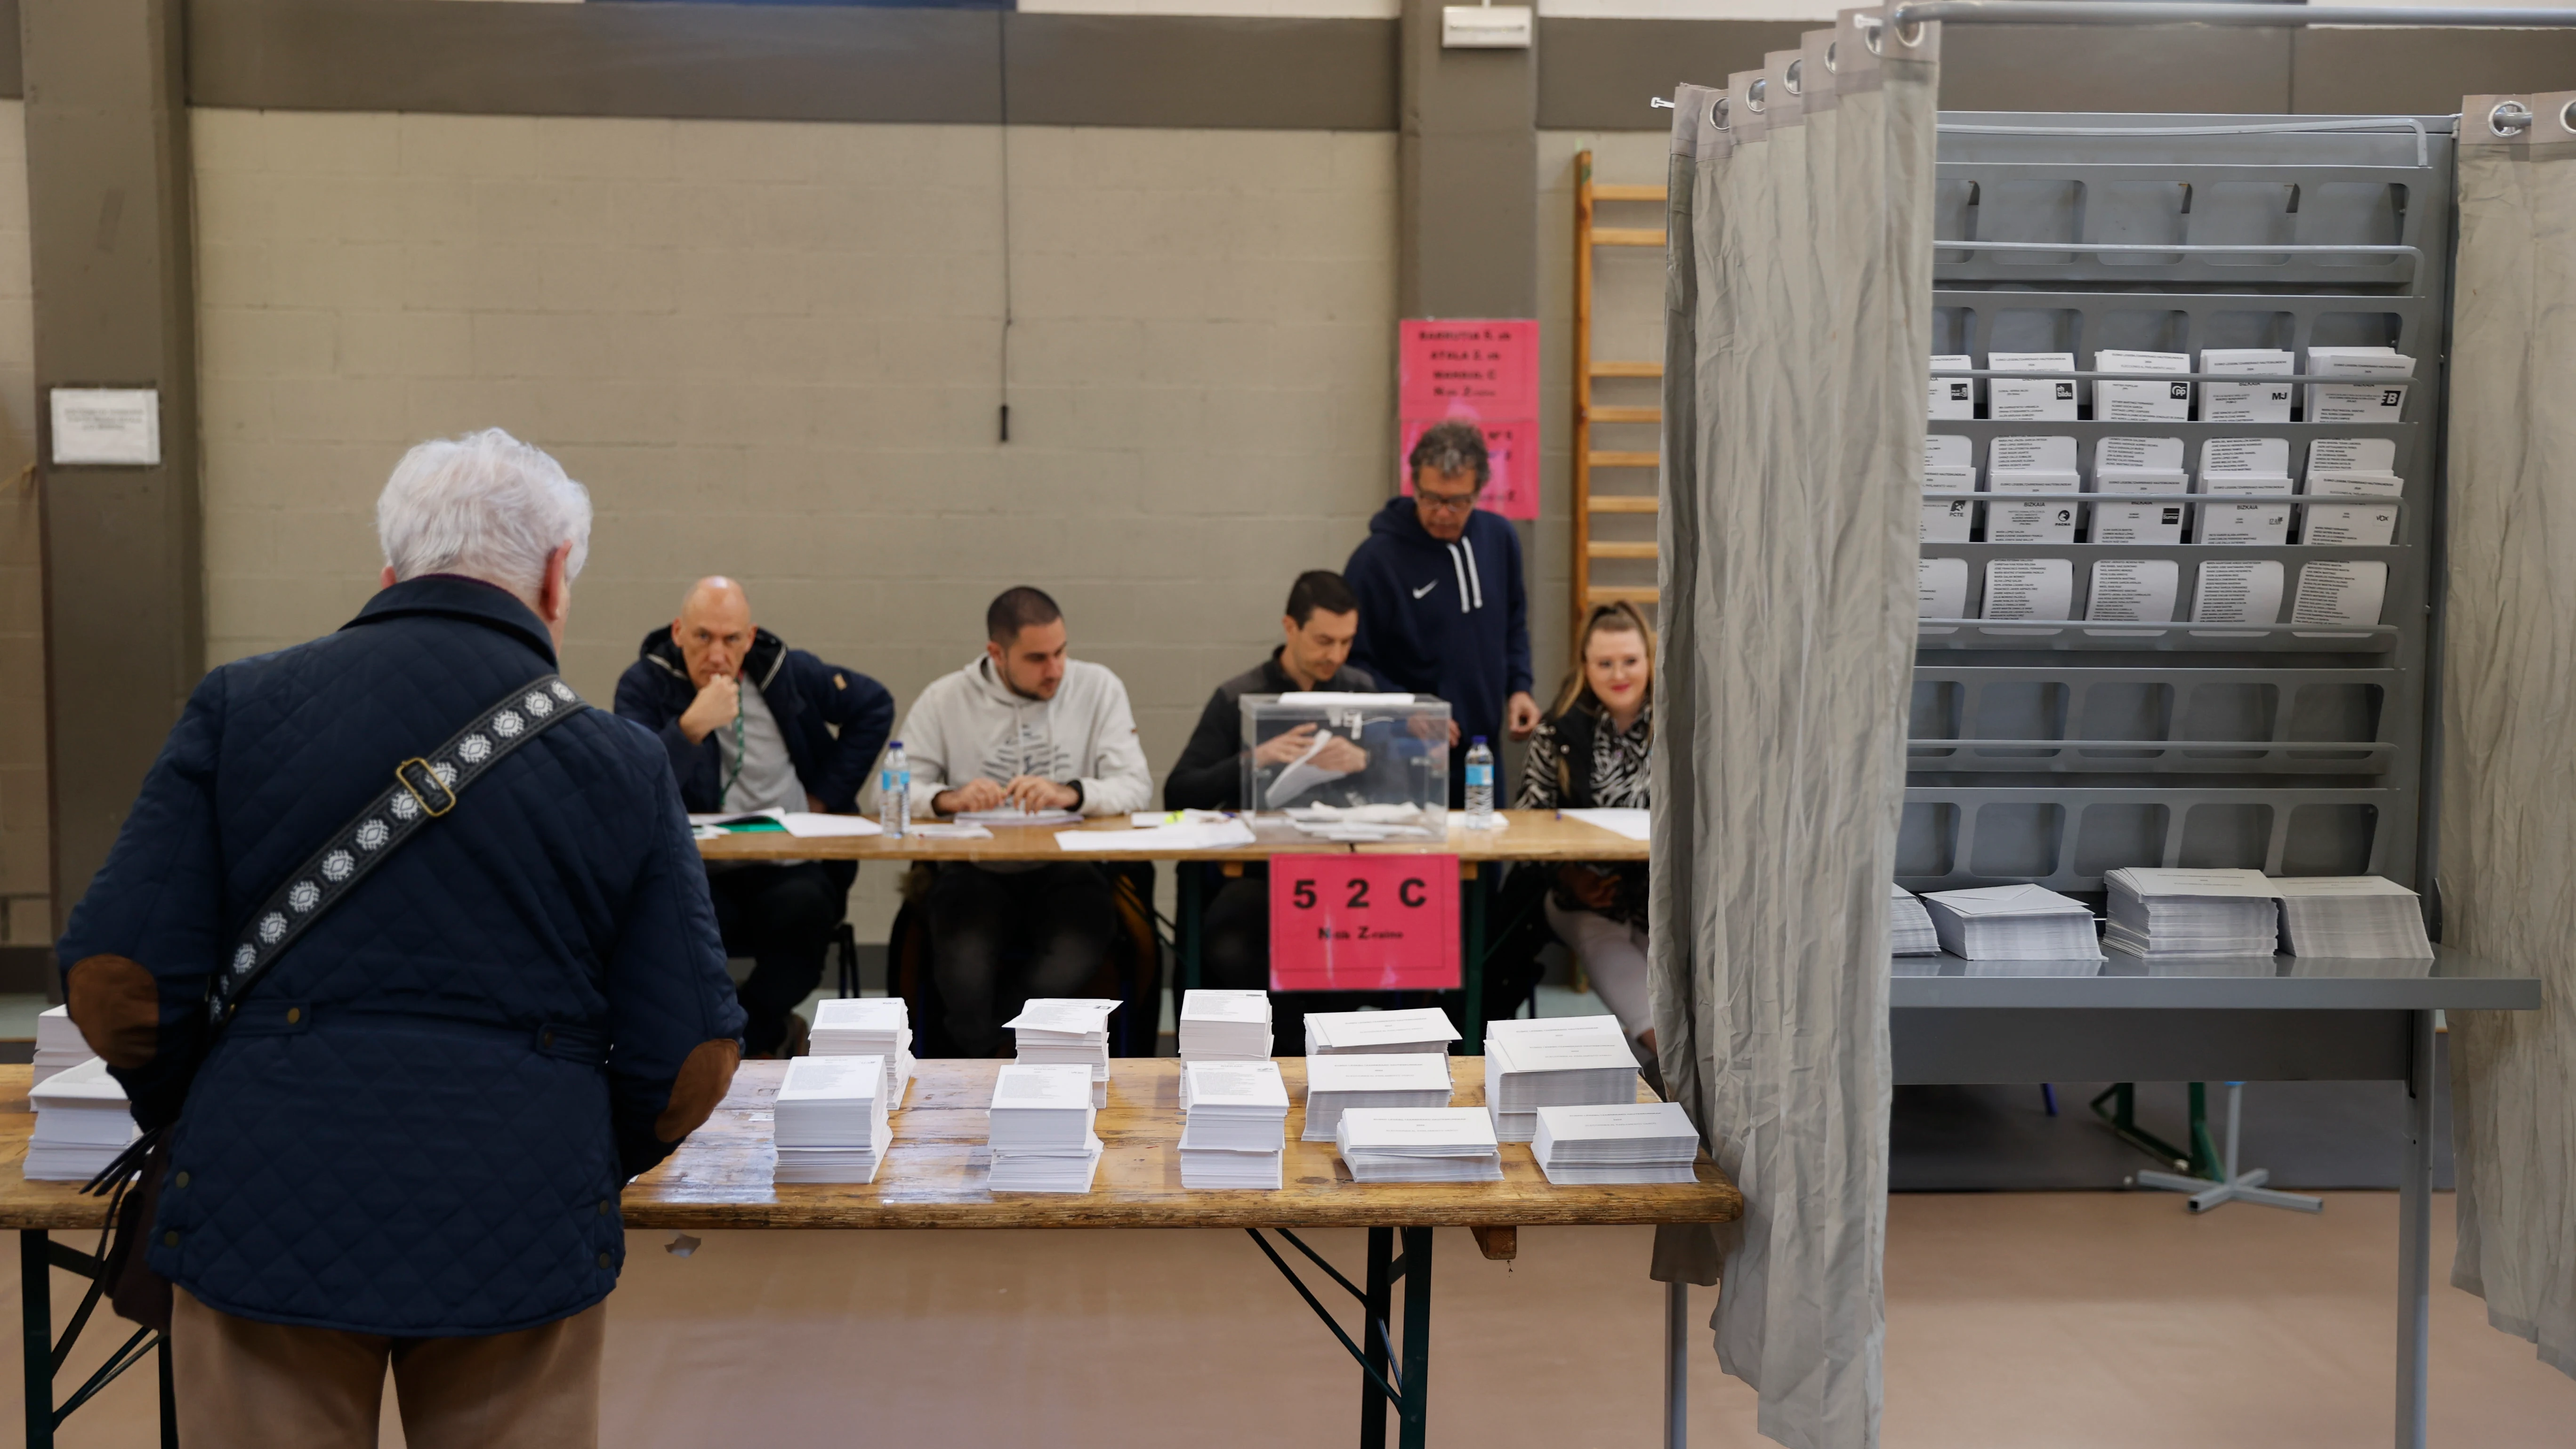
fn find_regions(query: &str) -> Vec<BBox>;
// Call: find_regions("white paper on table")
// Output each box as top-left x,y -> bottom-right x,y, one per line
1003,998 -> 1122,1033
2270,876 -> 2419,899
1924,434 -> 1972,468
1134,809 -> 1230,827
779,812 -> 885,839
2290,560 -> 2389,627
2093,467 -> 2188,496
956,806 -> 1083,827
688,810 -> 783,828
1986,500 -> 2077,544
1056,819 -> 1257,852
1990,435 -> 2077,475
2090,501 -> 2187,546
2086,559 -> 2180,623
2309,438 -> 2397,475
2095,436 -> 2184,472
2299,503 -> 2398,547
2200,437 -> 2290,476
907,822 -> 994,840
1918,557 -> 1969,620
2191,559 -> 2286,625
2307,381 -> 2408,424
1928,357 -> 1975,420
1981,559 -> 2075,621
1562,807 -> 1651,841
1921,496 -> 1975,543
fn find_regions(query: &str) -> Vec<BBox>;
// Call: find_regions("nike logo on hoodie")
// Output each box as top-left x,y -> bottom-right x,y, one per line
1412,580 -> 1439,599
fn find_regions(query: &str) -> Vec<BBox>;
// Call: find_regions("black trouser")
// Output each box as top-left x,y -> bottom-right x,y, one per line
1202,872 -> 1384,1057
707,861 -> 841,1056
927,862 -> 1118,1057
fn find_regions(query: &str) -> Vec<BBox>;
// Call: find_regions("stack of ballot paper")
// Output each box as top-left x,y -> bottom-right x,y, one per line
2198,436 -> 2293,546
1303,1006 -> 1460,1057
33,1006 -> 93,1087
1178,990 -> 1272,1063
2302,437 -> 2403,547
2273,877 -> 2434,959
1009,998 -> 1119,1107
1987,352 -> 2077,421
1922,435 -> 1977,543
2093,349 -> 2192,421
2094,436 -> 2189,548
2103,868 -> 2281,959
956,806 -> 1084,828
1921,885 -> 2103,961
2305,346 -> 2412,424
1987,435 -> 2078,544
1180,1060 -> 1291,1189
1336,1108 -> 1503,1183
25,1059 -> 138,1182
1928,355 -> 1976,419
1533,1103 -> 1702,1185
811,997 -> 915,1107
1303,1053 -> 1452,1141
773,1054 -> 893,1184
1892,886 -> 1941,955
987,1063 -> 1104,1192
2202,349 -> 2295,423
1483,1018 -> 1641,1142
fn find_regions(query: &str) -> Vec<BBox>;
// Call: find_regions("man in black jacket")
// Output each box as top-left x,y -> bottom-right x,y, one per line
614,577 -> 895,1055
1165,571 -> 1376,1051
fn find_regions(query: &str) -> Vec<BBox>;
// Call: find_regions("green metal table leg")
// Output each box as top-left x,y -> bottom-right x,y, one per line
2089,1083 -> 2191,1172
1398,1225 -> 1433,1449
1180,861 -> 1205,993
2187,1081 -> 2224,1181
1362,1226 -> 1392,1449
1461,865 -> 1485,1054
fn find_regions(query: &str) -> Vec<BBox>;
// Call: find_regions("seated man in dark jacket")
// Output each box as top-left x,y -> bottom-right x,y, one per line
613,577 -> 894,1056
1165,570 -> 1377,1052
59,427 -> 744,1447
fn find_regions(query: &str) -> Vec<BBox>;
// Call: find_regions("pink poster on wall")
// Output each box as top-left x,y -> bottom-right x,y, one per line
1398,320 -> 1540,521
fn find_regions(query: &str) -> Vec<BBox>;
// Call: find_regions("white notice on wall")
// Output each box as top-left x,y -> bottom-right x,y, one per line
2087,559 -> 2180,623
2290,560 -> 2390,627
2192,560 -> 2286,626
1982,559 -> 2074,621
1928,357 -> 1975,420
49,388 -> 161,467
1918,556 -> 1969,620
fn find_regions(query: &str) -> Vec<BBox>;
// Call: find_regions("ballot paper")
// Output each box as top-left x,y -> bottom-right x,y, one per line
2304,348 -> 2413,423
1056,819 -> 1256,853
2306,470 -> 2403,501
811,997 -> 916,1106
24,1059 -> 139,1182
2289,560 -> 2389,628
1483,1016 -> 1639,1142
2271,877 -> 2434,959
987,1132 -> 1105,1193
1891,886 -> 1941,956
2095,435 -> 2185,476
2192,559 -> 2286,626
906,822 -> 993,840
1919,557 -> 1969,620
988,1063 -> 1105,1192
1988,499 -> 2077,544
2102,868 -> 2281,959
1335,1108 -> 1504,1184
1532,1103 -> 1702,1185
1009,997 -> 1121,1099
1264,728 -> 1360,808
2308,438 -> 2398,476
2202,437 -> 2290,478
773,1055 -> 892,1184
1302,1006 -> 1459,1057
1981,559 -> 2074,622
2086,559 -> 2180,623
955,806 -> 1084,828
1925,435 -> 1972,469
32,1007 -> 91,1087
1921,495 -> 1974,544
1561,807 -> 1651,841
2092,349 -> 2192,420
1178,989 -> 1273,1063
1987,352 -> 2077,421
1989,435 -> 2077,479
1181,1060 -> 1291,1186
1928,355 -> 1976,419
2300,501 -> 2399,547
2197,498 -> 2292,546
1302,1052 -> 1453,1141
2090,501 -> 2187,547
2201,349 -> 2297,423
1920,885 -> 2103,961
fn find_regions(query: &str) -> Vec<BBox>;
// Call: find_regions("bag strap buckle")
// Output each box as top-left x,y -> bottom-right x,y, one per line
395,758 -> 458,817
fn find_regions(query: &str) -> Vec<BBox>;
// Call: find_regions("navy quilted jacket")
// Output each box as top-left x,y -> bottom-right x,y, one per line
56,576 -> 744,1336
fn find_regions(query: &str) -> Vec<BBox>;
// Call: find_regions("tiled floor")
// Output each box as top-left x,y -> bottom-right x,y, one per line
9,1191 -> 2568,1446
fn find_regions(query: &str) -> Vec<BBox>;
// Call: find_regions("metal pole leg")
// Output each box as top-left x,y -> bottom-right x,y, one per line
23,1230 -> 51,1449
1362,1226 -> 1392,1449
1180,861 -> 1205,994
160,1328 -> 177,1449
1398,1226 -> 1433,1449
1664,1279 -> 1689,1449
2396,1008 -> 2434,1449
1461,864 -> 1486,1053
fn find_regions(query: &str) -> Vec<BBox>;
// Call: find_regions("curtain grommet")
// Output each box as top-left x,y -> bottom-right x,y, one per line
1895,19 -> 1926,48
1746,78 -> 1768,114
1710,96 -> 1730,130
1784,59 -> 1804,96
1823,40 -> 1839,73
2488,100 -> 2534,139
2560,97 -> 2576,135
1860,16 -> 1885,57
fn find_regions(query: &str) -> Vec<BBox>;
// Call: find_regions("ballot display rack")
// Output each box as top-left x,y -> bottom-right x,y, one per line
1901,113 -> 2451,899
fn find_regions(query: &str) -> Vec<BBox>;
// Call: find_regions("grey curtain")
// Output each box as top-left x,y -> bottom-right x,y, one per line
1648,11 -> 1936,1447
2442,88 -> 2576,1381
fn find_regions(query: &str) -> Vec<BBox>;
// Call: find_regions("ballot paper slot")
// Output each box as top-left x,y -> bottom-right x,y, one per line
1917,491 -> 2413,547
1905,739 -> 2397,775
1917,620 -> 2399,653
1909,671 -> 2398,777
1898,786 -> 2401,894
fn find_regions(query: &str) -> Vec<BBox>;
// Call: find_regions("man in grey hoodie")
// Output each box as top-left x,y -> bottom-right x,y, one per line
897,587 -> 1153,1054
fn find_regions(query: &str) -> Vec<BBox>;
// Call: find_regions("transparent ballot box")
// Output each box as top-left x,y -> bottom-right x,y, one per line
1240,692 -> 1449,839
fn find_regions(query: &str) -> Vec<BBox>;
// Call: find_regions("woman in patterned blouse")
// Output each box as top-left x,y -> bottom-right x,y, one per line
1515,602 -> 1656,1063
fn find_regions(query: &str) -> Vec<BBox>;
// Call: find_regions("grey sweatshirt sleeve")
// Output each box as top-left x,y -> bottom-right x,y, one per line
1076,668 -> 1154,817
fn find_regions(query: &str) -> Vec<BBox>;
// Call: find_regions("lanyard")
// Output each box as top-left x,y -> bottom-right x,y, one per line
719,697 -> 746,809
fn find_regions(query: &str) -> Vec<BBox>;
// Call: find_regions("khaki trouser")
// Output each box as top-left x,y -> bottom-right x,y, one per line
171,1288 -> 603,1449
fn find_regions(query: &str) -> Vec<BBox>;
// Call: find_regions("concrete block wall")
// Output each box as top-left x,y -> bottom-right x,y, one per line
0,102 -> 46,946
193,110 -> 1398,937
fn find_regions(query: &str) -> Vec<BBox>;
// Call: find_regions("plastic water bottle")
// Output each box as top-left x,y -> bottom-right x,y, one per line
878,741 -> 910,839
1464,736 -> 1496,830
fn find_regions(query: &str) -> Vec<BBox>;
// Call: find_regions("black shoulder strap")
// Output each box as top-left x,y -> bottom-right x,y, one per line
1558,708 -> 1599,809
207,673 -> 591,1025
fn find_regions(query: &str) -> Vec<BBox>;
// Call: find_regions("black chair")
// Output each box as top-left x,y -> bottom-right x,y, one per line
889,862 -> 1165,1057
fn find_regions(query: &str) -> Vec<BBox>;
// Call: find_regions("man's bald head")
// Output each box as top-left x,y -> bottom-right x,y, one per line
673,576 -> 756,687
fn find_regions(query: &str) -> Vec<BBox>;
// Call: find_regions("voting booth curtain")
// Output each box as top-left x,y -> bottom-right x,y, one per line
2441,89 -> 2576,1382
1648,12 -> 1936,1448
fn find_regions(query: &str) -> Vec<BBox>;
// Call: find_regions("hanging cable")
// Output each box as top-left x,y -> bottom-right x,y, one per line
997,10 -> 1015,445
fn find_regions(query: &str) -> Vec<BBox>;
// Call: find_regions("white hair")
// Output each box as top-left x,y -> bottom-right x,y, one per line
376,429 -> 592,598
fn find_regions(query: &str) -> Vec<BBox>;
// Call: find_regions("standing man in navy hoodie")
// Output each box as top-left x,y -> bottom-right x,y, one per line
1343,421 -> 1538,798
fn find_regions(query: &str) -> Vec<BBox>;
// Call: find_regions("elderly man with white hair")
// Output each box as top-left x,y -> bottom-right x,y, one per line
55,428 -> 743,1448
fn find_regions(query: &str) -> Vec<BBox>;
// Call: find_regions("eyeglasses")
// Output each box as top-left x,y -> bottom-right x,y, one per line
1416,491 -> 1479,515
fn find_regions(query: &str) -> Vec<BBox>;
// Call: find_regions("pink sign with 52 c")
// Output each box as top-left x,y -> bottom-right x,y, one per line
1268,855 -> 1461,992
1399,320 -> 1539,521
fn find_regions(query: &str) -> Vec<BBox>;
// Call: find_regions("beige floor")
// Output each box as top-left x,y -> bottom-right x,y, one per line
9,1192 -> 2570,1446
